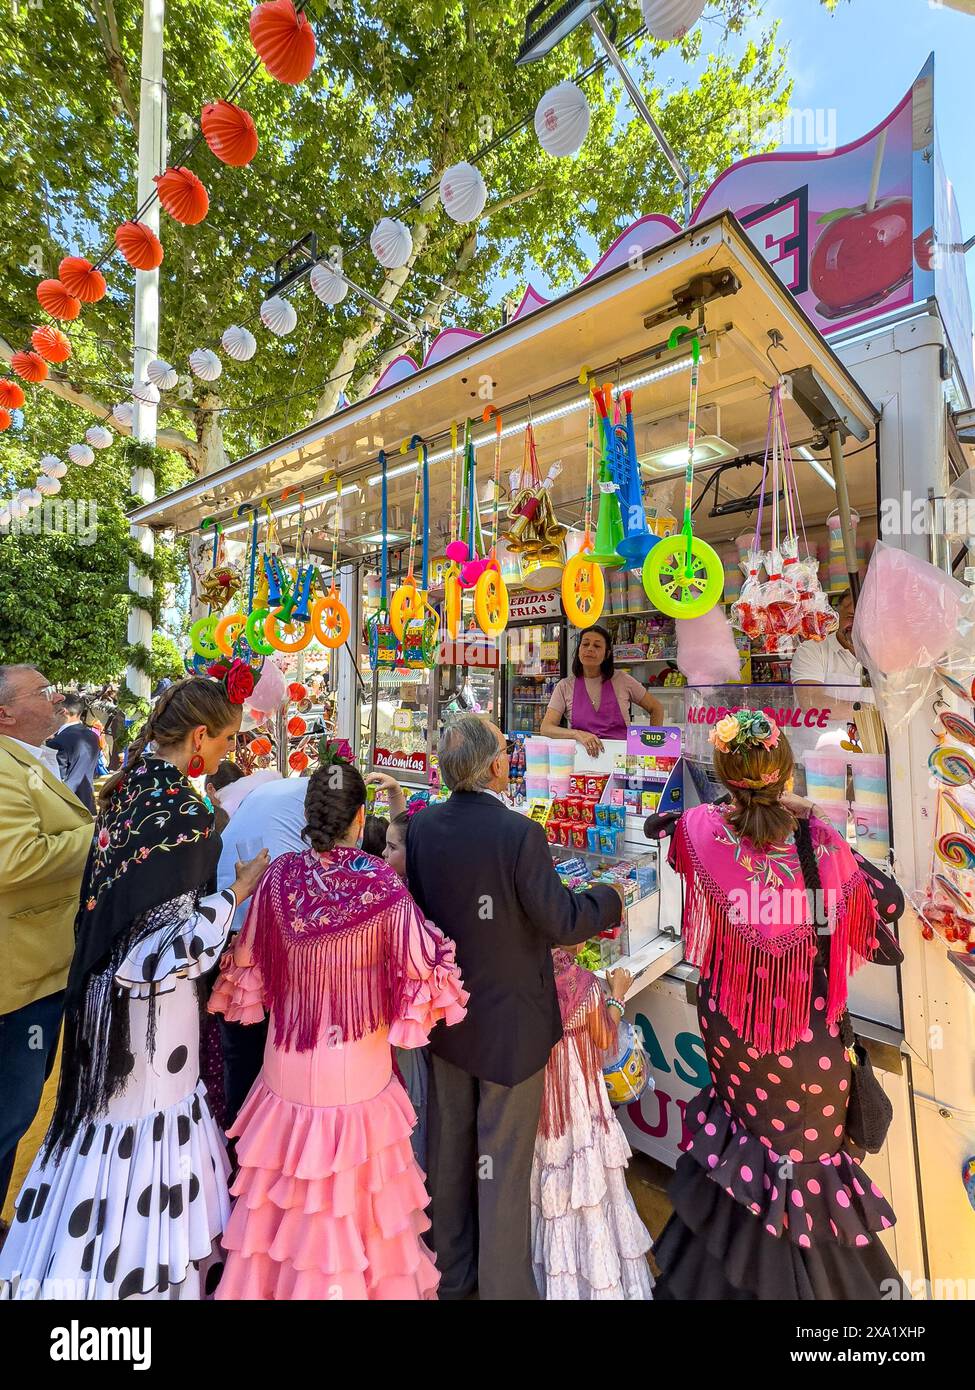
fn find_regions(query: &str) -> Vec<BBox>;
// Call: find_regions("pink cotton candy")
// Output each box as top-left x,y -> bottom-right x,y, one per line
676,605 -> 741,685
247,656 -> 288,714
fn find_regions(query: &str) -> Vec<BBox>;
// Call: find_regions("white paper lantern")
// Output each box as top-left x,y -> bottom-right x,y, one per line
534,81 -> 591,158
86,425 -> 113,450
310,261 -> 349,307
39,454 -> 67,478
68,443 -> 95,467
146,357 -> 179,390
112,401 -> 134,427
260,295 -> 298,337
222,325 -> 257,361
0,506 -> 10,528
7,497 -> 25,519
439,162 -> 487,224
36,475 -> 61,496
20,487 -> 42,509
131,380 -> 161,406
189,347 -> 223,381
370,217 -> 413,270
641,0 -> 707,41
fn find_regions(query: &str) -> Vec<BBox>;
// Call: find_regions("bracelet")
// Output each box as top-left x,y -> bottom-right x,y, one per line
606,997 -> 625,1014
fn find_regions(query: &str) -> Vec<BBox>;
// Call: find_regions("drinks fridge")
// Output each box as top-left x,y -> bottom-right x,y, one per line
503,614 -> 567,735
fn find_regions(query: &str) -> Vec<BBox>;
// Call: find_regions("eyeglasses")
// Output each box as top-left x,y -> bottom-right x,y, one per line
504,739 -> 516,757
23,683 -> 58,703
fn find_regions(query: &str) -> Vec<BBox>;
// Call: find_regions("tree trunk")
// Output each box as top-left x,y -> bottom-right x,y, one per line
192,392 -> 229,475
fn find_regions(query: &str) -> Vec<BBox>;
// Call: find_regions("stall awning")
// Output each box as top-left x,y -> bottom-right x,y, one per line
129,213 -> 878,548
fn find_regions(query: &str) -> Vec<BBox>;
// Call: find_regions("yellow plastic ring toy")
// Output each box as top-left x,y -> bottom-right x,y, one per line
390,578 -> 422,641
561,552 -> 606,629
311,592 -> 351,649
190,614 -> 220,660
474,563 -> 509,636
264,606 -> 313,653
642,535 -> 724,619
444,570 -> 462,640
214,612 -> 247,658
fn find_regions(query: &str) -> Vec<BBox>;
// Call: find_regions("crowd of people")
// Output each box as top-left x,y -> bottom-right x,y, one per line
0,661 -> 905,1301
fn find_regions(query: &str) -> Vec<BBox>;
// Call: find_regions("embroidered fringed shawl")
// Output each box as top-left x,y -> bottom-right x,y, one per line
246,846 -> 442,1052
540,949 -> 611,1140
670,806 -> 879,1055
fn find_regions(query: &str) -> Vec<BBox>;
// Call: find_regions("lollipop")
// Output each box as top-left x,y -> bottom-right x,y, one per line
933,872 -> 973,914
939,711 -> 975,747
936,832 -> 975,871
944,792 -> 975,833
928,746 -> 975,786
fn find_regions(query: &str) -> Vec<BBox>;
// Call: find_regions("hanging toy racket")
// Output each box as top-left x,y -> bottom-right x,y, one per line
562,383 -> 606,628
366,451 -> 399,669
474,406 -> 510,638
642,328 -> 723,618
311,478 -> 352,649
264,489 -> 313,653
401,435 -> 441,667
443,422 -> 464,640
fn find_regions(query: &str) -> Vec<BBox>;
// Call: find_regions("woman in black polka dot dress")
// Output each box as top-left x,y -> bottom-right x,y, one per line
652,711 -> 905,1300
0,677 -> 267,1300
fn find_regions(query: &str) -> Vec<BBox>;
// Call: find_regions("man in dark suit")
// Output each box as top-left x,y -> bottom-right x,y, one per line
407,715 -> 621,1300
47,693 -> 101,812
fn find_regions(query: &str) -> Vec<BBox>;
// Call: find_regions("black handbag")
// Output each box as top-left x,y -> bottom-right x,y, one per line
794,818 -> 893,1154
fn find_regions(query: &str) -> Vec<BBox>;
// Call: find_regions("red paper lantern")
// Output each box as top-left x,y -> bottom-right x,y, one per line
0,380 -> 26,409
0,407 -> 11,432
31,325 -> 72,364
201,100 -> 259,166
10,350 -> 48,383
289,749 -> 310,772
287,681 -> 308,701
36,279 -> 81,321
153,167 -> 210,225
115,221 -> 164,270
249,0 -> 316,85
58,256 -> 107,303
250,736 -> 273,757
287,715 -> 307,737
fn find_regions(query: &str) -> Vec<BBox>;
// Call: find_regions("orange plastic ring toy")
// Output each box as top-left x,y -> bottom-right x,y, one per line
390,577 -> 422,641
444,570 -> 462,640
312,592 -> 352,649
562,550 -> 606,628
214,612 -> 247,658
264,606 -> 313,652
474,562 -> 509,636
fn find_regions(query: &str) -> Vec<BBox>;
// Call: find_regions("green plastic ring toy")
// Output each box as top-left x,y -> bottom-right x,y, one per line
244,607 -> 275,656
190,614 -> 220,660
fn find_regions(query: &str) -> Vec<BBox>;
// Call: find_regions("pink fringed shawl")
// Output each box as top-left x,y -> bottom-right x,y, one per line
540,950 -> 611,1140
670,807 -> 879,1055
245,846 -> 441,1052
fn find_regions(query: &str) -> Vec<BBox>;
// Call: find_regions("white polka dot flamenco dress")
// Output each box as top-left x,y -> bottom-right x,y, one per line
0,889 -> 236,1300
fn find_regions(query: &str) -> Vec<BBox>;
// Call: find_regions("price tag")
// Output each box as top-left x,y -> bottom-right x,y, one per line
540,641 -> 559,661
527,798 -> 553,826
392,708 -> 413,732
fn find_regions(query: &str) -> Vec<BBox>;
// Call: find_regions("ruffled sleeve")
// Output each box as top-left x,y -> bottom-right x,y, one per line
207,880 -> 268,1025
388,908 -> 469,1049
115,887 -> 237,997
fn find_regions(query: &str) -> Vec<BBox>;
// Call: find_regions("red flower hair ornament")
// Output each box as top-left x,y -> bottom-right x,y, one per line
207,657 -> 255,704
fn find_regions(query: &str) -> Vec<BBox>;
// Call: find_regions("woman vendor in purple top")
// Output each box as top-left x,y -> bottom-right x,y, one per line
541,625 -> 665,755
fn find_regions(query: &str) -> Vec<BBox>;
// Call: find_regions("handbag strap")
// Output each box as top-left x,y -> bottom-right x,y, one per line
794,818 -> 857,1055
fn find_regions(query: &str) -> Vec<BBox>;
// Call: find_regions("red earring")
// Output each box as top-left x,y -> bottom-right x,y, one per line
187,754 -> 205,779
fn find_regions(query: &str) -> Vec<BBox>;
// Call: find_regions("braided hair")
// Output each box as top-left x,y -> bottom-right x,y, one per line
302,760 -> 367,852
98,677 -> 237,811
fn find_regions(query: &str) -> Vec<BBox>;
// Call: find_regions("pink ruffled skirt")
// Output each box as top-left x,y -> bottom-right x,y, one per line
216,1074 -> 438,1301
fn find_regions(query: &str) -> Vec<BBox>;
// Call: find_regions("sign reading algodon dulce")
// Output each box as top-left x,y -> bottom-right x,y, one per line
685,705 -> 835,728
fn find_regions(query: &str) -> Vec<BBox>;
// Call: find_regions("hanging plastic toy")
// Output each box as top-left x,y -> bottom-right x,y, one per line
474,406 -> 510,637
190,517 -> 228,657
443,422 -> 464,639
458,420 -> 490,589
587,375 -> 626,569
390,439 -> 427,640
311,478 -> 352,649
595,381 -> 654,567
505,416 -> 566,591
366,451 -> 399,669
264,489 -> 314,652
400,436 -> 440,667
562,384 -> 606,628
642,328 -> 724,618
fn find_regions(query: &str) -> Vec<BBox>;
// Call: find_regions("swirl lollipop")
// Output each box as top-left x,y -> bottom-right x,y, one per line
944,792 -> 975,833
929,746 -> 975,786
936,832 -> 975,871
933,872 -> 973,914
939,711 -> 975,747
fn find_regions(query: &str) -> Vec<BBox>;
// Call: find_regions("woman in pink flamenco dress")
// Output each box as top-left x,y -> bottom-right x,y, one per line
208,761 -> 468,1300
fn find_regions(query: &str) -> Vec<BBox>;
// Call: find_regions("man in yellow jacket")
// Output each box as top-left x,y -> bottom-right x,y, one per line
0,666 -> 94,1210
